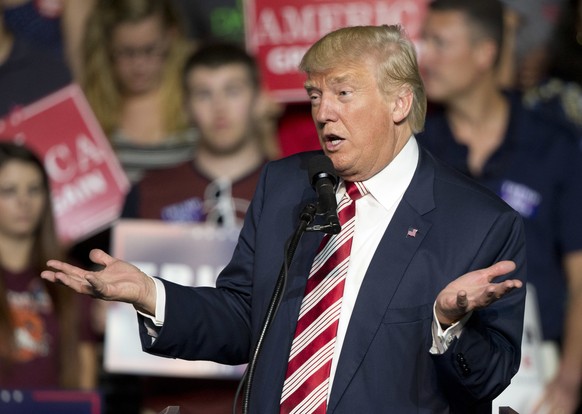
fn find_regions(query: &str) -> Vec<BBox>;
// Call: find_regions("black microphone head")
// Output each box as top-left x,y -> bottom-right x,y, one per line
308,154 -> 338,188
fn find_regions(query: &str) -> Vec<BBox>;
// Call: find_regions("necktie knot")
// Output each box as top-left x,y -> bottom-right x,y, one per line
344,181 -> 368,201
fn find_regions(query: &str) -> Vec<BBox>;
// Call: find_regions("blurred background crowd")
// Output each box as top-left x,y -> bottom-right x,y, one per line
0,0 -> 581,413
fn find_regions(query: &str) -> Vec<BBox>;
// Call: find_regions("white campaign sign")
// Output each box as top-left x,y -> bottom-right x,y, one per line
104,220 -> 246,379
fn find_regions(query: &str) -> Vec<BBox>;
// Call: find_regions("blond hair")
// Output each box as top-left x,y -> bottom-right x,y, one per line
300,25 -> 427,133
81,0 -> 192,137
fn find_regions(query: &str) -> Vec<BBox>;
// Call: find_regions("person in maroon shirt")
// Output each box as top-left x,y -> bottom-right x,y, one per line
122,42 -> 269,228
0,141 -> 97,390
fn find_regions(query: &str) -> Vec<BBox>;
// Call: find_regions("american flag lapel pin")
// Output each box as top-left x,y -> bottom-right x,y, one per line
407,227 -> 418,238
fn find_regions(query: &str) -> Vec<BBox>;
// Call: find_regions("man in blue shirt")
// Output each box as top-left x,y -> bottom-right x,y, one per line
418,1 -> 582,413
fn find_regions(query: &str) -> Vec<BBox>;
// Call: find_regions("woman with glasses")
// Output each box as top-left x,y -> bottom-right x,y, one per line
81,0 -> 197,184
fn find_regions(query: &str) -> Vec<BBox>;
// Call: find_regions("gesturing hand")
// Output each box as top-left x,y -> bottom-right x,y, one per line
435,261 -> 522,326
41,248 -> 157,315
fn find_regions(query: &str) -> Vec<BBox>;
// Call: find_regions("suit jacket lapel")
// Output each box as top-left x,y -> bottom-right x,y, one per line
327,148 -> 437,412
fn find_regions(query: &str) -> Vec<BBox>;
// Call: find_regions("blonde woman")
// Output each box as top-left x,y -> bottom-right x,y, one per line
81,0 -> 197,183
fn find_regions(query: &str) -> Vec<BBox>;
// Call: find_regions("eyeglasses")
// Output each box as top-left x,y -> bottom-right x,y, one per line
111,40 -> 168,62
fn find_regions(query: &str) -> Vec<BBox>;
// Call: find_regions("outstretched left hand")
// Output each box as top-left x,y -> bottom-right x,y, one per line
435,260 -> 522,326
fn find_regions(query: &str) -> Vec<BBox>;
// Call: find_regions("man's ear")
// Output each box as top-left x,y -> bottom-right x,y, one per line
474,39 -> 498,71
393,86 -> 413,124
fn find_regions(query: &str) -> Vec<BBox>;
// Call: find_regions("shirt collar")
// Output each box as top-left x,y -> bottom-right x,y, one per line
341,136 -> 419,210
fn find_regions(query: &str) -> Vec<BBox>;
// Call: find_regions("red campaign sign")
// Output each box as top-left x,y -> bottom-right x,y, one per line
244,0 -> 429,102
0,84 -> 130,244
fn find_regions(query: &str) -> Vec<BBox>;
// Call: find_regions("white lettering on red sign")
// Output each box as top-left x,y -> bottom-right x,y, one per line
44,134 -> 108,183
253,1 -> 423,47
53,169 -> 108,215
266,46 -> 310,75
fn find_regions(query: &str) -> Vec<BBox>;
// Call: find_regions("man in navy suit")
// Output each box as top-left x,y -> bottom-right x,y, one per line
42,24 -> 526,413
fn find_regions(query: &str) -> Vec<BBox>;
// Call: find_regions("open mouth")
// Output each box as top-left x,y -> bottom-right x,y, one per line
324,134 -> 344,147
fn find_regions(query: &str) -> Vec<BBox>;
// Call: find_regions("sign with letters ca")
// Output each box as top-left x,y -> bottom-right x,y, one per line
0,84 -> 129,244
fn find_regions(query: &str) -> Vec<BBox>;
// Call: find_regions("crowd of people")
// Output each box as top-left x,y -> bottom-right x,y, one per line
1,0 -> 581,413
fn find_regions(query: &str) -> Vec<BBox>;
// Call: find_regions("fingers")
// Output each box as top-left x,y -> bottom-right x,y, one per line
475,280 -> 522,310
495,279 -> 523,296
42,258 -> 98,293
47,270 -> 93,295
46,259 -> 87,276
42,261 -> 87,285
481,260 -> 522,300
510,279 -> 523,289
40,269 -> 58,283
53,271 -> 82,288
484,260 -> 516,282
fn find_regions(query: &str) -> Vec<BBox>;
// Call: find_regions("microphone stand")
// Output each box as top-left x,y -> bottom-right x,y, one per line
234,203 -> 318,414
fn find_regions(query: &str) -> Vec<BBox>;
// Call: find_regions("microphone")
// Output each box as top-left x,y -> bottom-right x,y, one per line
308,154 -> 341,234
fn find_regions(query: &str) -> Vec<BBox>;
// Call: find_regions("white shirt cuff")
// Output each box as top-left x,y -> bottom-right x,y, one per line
430,303 -> 471,354
136,276 -> 167,339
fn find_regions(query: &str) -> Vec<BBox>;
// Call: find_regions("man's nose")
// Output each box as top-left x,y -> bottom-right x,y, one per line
314,96 -> 337,124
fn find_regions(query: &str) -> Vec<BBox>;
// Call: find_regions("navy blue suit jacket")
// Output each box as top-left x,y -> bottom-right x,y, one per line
139,147 -> 526,413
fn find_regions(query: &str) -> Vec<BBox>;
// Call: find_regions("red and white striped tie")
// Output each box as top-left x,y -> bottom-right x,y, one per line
280,181 -> 368,414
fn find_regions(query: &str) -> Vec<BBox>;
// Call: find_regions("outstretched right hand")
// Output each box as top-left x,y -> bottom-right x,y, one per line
41,248 -> 157,315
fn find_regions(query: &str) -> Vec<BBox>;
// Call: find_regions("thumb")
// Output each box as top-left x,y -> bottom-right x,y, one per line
456,290 -> 468,311
89,249 -> 115,267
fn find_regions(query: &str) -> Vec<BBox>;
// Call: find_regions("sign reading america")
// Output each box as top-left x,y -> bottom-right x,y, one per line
244,0 -> 429,102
